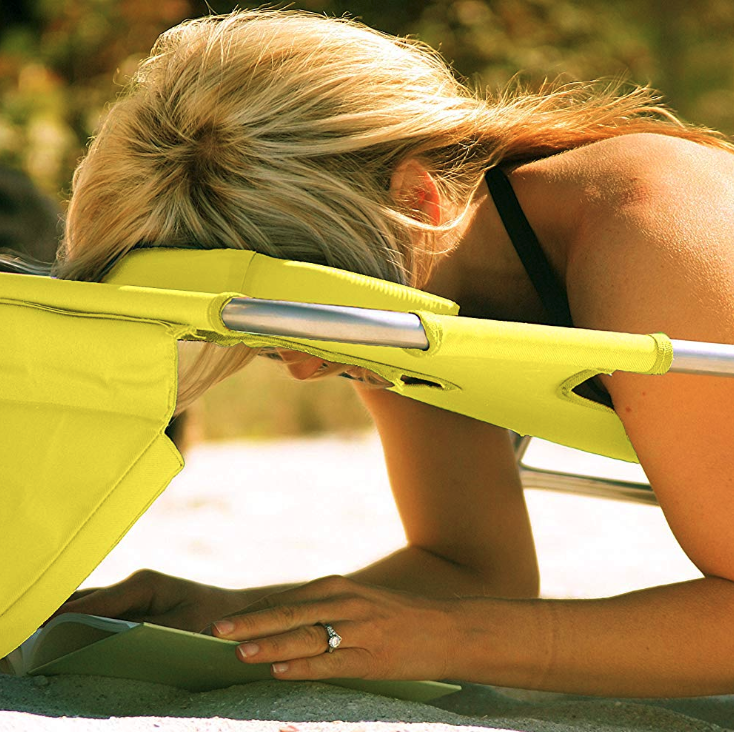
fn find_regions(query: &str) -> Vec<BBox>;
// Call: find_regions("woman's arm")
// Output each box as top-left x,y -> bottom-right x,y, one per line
211,572 -> 734,697
210,137 -> 734,696
214,352 -> 734,696
280,346 -> 539,599
346,384 -> 539,599
460,138 -> 734,695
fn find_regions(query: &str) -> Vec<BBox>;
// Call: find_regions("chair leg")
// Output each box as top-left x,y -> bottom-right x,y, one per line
513,434 -> 658,505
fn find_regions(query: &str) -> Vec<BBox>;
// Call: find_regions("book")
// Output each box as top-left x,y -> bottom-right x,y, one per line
0,613 -> 460,703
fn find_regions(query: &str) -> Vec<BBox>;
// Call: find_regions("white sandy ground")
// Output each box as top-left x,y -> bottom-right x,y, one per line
2,432 -> 734,731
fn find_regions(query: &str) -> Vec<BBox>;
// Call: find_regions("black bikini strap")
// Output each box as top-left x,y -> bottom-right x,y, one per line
485,167 -> 573,328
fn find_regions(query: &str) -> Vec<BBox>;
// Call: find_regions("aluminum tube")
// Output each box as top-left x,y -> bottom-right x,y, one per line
220,304 -> 734,373
669,339 -> 734,376
220,297 -> 430,350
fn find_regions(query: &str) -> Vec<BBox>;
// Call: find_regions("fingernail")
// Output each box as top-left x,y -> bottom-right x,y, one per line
238,642 -> 260,658
272,663 -> 289,674
213,620 -> 235,636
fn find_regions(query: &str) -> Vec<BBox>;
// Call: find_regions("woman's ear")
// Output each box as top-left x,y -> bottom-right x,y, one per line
389,159 -> 441,226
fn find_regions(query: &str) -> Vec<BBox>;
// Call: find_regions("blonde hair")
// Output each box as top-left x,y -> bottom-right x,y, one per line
57,8 -> 734,411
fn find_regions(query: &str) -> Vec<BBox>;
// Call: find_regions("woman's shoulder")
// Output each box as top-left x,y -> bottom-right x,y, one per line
551,132 -> 734,337
542,132 -> 734,203
554,137 -> 734,582
576,130 -> 726,158
567,133 -> 734,241
514,132 -> 734,278
511,133 -> 734,328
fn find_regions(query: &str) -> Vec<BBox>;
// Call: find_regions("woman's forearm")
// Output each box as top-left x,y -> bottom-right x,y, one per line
234,539 -> 538,615
347,544 -> 539,600
451,576 -> 734,697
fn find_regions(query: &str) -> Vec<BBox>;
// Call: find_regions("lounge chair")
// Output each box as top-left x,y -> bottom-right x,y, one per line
2,248 -> 732,656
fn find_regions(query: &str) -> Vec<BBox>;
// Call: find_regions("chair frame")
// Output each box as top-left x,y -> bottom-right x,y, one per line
222,297 -> 734,505
511,434 -> 658,505
221,297 -> 734,377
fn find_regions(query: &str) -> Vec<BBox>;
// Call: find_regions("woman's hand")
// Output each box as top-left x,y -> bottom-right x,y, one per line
210,575 -> 459,681
53,570 -> 249,633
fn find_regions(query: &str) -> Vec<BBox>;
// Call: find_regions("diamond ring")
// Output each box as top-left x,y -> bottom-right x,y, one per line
318,623 -> 342,653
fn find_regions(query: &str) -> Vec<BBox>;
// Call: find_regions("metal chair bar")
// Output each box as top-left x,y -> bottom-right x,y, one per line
219,302 -> 734,506
669,339 -> 734,376
518,467 -> 658,505
221,300 -> 734,375
220,298 -> 429,350
512,434 -> 657,505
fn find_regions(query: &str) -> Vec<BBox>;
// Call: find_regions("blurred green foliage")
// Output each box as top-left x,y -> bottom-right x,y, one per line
5,0 -> 734,198
3,0 -> 734,439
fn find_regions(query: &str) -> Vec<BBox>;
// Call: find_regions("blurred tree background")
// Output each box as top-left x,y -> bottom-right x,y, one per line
3,0 -> 734,440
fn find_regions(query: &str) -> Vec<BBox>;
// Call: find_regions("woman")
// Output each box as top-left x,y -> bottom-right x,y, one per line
54,9 -> 734,697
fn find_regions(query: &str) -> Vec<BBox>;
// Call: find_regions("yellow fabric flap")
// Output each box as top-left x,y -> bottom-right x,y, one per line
0,301 -> 183,658
220,313 -> 669,462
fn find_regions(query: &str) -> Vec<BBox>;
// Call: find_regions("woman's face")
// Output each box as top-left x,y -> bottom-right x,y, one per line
272,349 -> 331,380
261,348 -> 390,386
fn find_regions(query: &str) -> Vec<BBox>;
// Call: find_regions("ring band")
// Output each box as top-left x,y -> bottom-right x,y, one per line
318,622 -> 342,653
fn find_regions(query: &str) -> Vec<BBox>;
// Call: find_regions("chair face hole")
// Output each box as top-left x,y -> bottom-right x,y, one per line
399,375 -> 442,388
571,376 -> 614,408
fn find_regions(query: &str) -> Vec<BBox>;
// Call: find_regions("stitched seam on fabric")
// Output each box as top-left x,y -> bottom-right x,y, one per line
237,254 -> 458,314
558,370 -> 616,414
0,397 -> 171,422
240,253 -> 264,295
649,333 -> 674,374
0,298 -> 193,339
1,320 -> 181,421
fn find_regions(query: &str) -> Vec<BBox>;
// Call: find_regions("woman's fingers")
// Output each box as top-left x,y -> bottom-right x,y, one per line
53,569 -> 166,621
210,576 -> 375,671
271,647 -> 373,681
55,591 -> 139,621
234,621 -> 355,664
62,587 -> 100,605
228,616 -> 380,683
55,586 -> 135,618
211,575 -> 458,682
212,576 -> 374,641
214,596 -> 354,642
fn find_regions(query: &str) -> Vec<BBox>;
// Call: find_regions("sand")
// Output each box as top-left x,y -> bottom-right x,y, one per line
3,674 -> 734,731
2,432 -> 733,731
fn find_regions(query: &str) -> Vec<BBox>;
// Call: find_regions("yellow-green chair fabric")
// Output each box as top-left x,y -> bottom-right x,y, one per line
0,249 -> 672,657
107,248 -> 671,464
1,283 -> 181,658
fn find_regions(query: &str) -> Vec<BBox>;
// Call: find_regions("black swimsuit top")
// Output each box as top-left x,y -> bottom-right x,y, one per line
484,167 -> 573,327
484,167 -> 613,408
